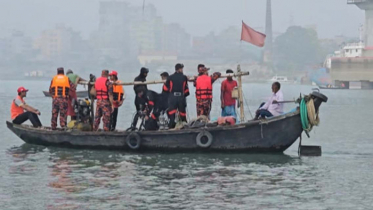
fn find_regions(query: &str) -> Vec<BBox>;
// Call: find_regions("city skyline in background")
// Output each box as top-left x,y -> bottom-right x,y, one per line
0,0 -> 365,39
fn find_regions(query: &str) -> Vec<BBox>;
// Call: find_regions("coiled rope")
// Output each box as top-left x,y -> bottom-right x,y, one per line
300,96 -> 320,136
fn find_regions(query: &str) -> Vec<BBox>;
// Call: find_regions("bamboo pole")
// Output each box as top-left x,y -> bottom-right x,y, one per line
78,71 -> 250,86
236,65 -> 245,123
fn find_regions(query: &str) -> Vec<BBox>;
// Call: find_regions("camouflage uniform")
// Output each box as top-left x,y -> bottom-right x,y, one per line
51,98 -> 69,129
196,99 -> 212,117
94,81 -> 113,131
94,100 -> 112,131
50,78 -> 75,130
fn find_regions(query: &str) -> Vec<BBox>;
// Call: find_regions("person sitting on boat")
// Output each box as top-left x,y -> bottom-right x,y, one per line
10,87 -> 42,128
49,67 -> 76,130
92,70 -> 114,131
66,69 -> 86,121
109,70 -> 125,131
221,69 -> 238,119
254,82 -> 284,120
164,63 -> 190,129
194,64 -> 221,118
131,67 -> 149,130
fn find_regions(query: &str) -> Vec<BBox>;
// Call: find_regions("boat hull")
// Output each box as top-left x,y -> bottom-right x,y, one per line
6,112 -> 303,153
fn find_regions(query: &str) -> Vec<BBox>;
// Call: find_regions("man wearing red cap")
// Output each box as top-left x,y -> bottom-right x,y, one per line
109,70 -> 125,131
10,87 -> 42,127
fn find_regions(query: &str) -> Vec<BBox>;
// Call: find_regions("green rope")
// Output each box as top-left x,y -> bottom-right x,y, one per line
300,98 -> 311,137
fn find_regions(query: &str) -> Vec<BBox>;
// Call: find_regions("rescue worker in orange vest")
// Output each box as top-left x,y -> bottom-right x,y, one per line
109,70 -> 125,131
164,63 -> 190,129
10,87 -> 42,127
93,70 -> 114,131
194,64 -> 221,118
49,67 -> 75,130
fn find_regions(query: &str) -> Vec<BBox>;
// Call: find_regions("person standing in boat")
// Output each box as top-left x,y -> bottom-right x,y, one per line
92,70 -> 114,131
194,64 -> 221,118
254,82 -> 284,120
66,69 -> 86,121
131,67 -> 149,129
91,70 -> 114,131
109,70 -> 125,131
49,67 -> 76,130
164,63 -> 190,129
221,69 -> 238,119
159,72 -> 170,114
10,87 -> 42,127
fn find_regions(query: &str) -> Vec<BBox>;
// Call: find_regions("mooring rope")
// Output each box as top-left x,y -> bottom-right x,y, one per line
300,96 -> 320,136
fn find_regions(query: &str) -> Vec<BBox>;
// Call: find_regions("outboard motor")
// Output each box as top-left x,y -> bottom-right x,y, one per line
73,98 -> 92,131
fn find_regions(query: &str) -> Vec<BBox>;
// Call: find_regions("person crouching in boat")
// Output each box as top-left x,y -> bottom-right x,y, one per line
194,64 -> 221,118
49,67 -> 76,130
143,90 -> 161,130
10,87 -> 42,127
92,70 -> 114,131
109,70 -> 125,131
254,82 -> 284,120
143,72 -> 170,131
164,63 -> 190,129
221,69 -> 238,119
66,69 -> 86,121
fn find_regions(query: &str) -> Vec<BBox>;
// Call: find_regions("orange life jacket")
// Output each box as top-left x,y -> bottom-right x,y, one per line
10,96 -> 25,120
51,75 -> 70,97
113,80 -> 124,101
195,75 -> 212,99
95,77 -> 109,100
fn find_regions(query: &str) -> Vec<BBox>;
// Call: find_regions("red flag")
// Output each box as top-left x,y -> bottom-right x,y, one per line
241,21 -> 266,47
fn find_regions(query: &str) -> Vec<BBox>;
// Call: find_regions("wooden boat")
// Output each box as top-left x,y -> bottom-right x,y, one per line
43,90 -> 88,98
7,66 -> 328,153
6,91 -> 327,153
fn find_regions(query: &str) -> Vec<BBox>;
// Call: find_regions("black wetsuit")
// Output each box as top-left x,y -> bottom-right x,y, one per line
131,74 -> 148,129
164,72 -> 190,128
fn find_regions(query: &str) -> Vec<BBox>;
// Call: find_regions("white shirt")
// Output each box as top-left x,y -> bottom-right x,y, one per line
260,90 -> 284,116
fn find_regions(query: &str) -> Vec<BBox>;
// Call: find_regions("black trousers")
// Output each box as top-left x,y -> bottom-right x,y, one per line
110,108 -> 118,131
168,95 -> 187,129
13,111 -> 42,127
131,95 -> 147,129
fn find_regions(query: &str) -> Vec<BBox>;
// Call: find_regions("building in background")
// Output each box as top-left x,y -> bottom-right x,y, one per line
34,24 -> 85,60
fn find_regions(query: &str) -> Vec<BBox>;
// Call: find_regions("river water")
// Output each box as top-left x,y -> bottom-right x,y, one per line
1,80 -> 373,210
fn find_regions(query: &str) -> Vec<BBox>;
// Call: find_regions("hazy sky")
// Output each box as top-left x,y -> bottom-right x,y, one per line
0,0 -> 364,39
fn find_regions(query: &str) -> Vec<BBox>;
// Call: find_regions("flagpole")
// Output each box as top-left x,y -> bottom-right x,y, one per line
237,65 -> 245,123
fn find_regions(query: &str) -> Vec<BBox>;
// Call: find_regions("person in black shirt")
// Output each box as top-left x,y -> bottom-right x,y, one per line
163,64 -> 190,129
131,67 -> 149,130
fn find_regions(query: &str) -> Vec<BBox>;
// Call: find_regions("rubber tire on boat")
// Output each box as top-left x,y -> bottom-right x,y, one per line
311,92 -> 328,103
196,131 -> 213,148
126,132 -> 141,150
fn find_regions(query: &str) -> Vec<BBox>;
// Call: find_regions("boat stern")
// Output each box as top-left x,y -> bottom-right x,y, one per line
310,91 -> 328,112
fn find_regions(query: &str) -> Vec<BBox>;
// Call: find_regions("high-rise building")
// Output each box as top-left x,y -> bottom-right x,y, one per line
34,24 -> 83,59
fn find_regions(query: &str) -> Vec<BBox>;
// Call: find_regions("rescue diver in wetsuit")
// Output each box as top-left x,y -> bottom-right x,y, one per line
130,67 -> 149,130
163,64 -> 190,129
